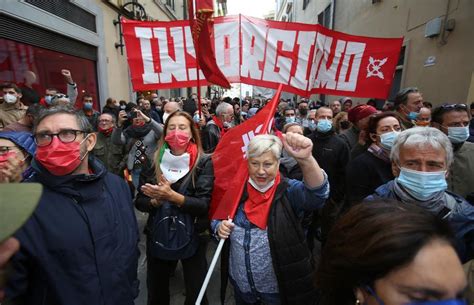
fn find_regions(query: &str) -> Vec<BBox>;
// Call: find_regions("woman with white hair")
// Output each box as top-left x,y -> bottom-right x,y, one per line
366,127 -> 474,262
212,132 -> 329,305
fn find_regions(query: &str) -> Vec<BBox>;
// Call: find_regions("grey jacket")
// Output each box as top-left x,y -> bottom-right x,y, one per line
111,120 -> 163,170
449,141 -> 474,199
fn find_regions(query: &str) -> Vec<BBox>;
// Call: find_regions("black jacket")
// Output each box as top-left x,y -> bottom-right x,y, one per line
6,157 -> 139,305
309,129 -> 350,202
202,121 -> 221,153
102,105 -> 119,118
345,150 -> 394,207
135,155 -> 214,235
221,179 -> 317,305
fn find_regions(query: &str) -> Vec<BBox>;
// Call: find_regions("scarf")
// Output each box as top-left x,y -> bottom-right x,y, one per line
133,140 -> 147,169
367,143 -> 390,163
392,180 -> 447,214
98,126 -> 113,137
124,122 -> 152,139
244,173 -> 281,229
83,110 -> 93,117
212,115 -> 227,138
158,142 -> 198,183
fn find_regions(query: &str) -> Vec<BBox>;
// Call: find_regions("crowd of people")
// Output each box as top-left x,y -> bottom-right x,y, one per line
1,75 -> 474,305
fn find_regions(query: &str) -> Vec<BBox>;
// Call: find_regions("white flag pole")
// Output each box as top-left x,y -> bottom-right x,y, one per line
195,220 -> 232,305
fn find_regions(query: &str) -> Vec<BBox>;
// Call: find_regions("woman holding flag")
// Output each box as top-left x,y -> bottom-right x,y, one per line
213,132 -> 329,305
135,110 -> 214,305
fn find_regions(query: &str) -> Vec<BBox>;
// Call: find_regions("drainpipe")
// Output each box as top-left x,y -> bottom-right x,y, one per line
439,0 -> 451,45
331,0 -> 336,29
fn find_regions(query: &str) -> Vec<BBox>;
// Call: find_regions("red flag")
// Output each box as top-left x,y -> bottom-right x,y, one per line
188,0 -> 231,88
209,85 -> 283,220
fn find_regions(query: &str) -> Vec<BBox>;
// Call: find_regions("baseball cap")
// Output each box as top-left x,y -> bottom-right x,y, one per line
0,183 -> 42,242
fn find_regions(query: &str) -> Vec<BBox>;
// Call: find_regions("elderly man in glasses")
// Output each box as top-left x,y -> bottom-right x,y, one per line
3,106 -> 140,305
431,103 -> 474,202
92,112 -> 127,176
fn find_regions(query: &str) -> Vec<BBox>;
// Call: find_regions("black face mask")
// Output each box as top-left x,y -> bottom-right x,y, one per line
299,109 -> 308,116
340,120 -> 351,129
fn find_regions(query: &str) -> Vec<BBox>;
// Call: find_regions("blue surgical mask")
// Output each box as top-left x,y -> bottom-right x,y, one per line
379,131 -> 400,150
83,102 -> 93,110
45,95 -> 53,105
407,111 -> 419,121
308,120 -> 317,131
397,167 -> 447,201
316,119 -> 332,133
447,126 -> 469,144
193,114 -> 200,123
285,117 -> 296,124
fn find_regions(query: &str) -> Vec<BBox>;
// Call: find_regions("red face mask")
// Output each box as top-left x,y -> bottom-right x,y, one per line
165,130 -> 191,151
0,151 -> 17,168
36,136 -> 88,176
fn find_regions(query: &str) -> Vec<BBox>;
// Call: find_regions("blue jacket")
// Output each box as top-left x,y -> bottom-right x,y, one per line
5,156 -> 140,305
366,180 -> 474,262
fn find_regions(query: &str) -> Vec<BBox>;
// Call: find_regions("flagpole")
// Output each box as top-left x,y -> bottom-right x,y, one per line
195,221 -> 231,305
192,0 -> 202,118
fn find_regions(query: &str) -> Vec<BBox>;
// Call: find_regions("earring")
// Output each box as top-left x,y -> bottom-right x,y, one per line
355,300 -> 361,305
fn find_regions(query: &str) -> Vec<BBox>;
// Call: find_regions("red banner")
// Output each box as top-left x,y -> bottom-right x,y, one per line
122,15 -> 403,99
209,85 -> 283,220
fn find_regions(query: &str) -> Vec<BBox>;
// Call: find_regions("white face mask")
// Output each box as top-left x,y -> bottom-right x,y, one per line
163,112 -> 170,123
4,93 -> 17,104
248,177 -> 275,193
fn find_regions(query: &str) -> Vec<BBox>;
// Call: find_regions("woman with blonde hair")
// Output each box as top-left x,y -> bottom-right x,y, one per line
135,110 -> 214,305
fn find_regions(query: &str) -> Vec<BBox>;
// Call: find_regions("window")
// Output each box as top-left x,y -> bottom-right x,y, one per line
171,88 -> 180,98
24,0 -> 96,33
166,0 -> 175,11
0,38 -> 99,109
317,4 -> 332,28
303,0 -> 310,10
389,46 -> 406,100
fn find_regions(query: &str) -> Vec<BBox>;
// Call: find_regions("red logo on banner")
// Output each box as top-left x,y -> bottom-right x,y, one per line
122,16 -> 403,99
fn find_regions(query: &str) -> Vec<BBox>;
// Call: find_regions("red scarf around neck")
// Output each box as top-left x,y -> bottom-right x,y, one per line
98,126 -> 113,137
212,115 -> 227,138
244,173 -> 281,230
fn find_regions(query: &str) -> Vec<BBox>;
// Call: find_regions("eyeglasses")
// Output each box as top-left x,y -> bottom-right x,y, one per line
99,119 -> 113,123
34,129 -> 86,147
201,103 -> 208,107
0,146 -> 19,156
439,103 -> 467,110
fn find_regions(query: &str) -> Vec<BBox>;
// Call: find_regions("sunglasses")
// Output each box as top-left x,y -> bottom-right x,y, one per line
439,103 -> 467,110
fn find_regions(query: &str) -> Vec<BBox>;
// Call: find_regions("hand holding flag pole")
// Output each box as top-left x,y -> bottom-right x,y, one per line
195,218 -> 233,305
195,85 -> 283,304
